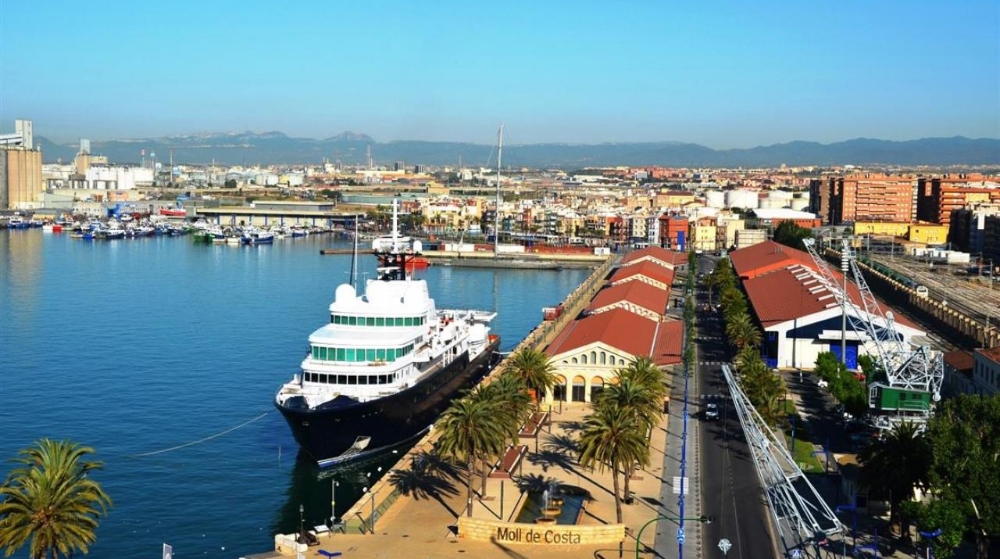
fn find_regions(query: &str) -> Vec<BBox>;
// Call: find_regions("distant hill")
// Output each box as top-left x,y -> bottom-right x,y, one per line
35,132 -> 1000,168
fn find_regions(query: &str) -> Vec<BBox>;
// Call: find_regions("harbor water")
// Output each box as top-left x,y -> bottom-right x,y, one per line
0,229 -> 593,558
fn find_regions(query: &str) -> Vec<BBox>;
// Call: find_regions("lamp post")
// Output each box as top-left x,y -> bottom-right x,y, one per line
836,500 -> 857,558
298,504 -> 304,544
634,515 -> 712,559
919,529 -> 942,559
330,479 -> 339,527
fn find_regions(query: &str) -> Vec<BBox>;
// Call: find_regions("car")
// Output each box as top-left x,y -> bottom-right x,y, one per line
704,403 -> 720,420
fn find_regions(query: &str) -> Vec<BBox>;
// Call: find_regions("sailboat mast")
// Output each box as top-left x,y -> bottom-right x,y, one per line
494,124 -> 503,257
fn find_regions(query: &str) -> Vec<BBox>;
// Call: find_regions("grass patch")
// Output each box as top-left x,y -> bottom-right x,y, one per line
782,399 -> 825,473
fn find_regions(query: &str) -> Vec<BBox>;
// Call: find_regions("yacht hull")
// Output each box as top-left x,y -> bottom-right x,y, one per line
275,337 -> 500,463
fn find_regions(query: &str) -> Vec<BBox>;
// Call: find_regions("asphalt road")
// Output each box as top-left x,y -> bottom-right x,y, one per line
694,255 -> 778,559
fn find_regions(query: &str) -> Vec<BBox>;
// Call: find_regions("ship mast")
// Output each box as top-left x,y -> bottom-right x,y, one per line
350,214 -> 359,289
494,124 -> 503,258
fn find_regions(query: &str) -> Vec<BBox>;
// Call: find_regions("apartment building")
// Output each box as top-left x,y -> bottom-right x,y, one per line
824,174 -> 917,224
916,176 -> 1000,226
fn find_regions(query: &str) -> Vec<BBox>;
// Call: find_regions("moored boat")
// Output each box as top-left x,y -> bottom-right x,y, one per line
274,199 -> 499,464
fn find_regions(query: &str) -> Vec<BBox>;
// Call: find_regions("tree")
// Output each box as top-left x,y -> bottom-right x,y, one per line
505,348 -> 557,409
0,439 -> 113,559
465,375 -> 530,495
435,397 -> 509,517
772,220 -> 813,250
725,312 -> 762,351
925,394 -> 1000,559
858,421 -> 931,537
577,404 -> 648,524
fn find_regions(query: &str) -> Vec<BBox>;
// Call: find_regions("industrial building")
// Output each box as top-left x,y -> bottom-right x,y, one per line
0,119 -> 43,210
729,241 -> 925,369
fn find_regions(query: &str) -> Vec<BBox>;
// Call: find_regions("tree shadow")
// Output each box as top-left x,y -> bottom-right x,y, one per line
387,450 -> 464,518
542,432 -> 579,454
528,447 -> 575,473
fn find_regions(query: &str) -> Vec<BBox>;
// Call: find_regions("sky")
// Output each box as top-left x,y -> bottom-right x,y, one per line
1,0 -> 998,148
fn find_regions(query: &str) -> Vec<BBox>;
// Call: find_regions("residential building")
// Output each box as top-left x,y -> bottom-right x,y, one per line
734,228 -> 767,250
917,176 -> 1000,226
826,174 -> 916,224
971,347 -> 1000,396
689,217 -> 717,252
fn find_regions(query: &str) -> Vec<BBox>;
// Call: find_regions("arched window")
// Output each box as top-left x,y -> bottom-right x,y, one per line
572,357 -> 578,364
582,354 -> 588,365
600,352 -> 607,365
590,351 -> 597,364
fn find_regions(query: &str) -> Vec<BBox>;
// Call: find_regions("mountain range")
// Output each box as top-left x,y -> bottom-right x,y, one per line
34,132 -> 1000,169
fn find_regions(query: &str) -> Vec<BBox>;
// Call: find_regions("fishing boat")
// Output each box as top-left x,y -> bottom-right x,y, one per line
241,228 -> 275,245
274,199 -> 500,464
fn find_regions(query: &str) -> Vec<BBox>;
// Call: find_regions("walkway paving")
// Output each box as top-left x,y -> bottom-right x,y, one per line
269,402 -> 686,559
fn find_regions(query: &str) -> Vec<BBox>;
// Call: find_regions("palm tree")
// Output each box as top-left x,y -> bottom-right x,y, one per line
467,374 -> 532,494
506,348 -> 557,408
0,439 -> 113,559
435,397 -> 508,517
596,373 -> 662,506
725,313 -> 762,351
858,421 -> 931,535
577,404 -> 649,524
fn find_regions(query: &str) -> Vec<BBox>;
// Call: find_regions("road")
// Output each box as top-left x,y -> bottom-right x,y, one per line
693,255 -> 778,559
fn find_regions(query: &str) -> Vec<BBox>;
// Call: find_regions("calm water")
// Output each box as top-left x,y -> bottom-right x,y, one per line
0,229 -> 591,558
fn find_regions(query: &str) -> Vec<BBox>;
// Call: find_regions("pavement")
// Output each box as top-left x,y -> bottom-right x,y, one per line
268,402 -> 695,559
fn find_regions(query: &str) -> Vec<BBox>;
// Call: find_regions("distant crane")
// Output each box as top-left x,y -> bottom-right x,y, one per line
802,237 -> 943,430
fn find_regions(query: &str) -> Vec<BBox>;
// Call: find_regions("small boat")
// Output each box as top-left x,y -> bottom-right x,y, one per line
241,229 -> 275,245
160,208 -> 187,217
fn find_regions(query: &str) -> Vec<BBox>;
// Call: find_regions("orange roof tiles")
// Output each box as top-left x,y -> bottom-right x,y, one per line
545,308 -> 683,365
622,247 -> 688,269
610,261 -> 675,288
587,280 -> 671,316
729,240 -> 814,279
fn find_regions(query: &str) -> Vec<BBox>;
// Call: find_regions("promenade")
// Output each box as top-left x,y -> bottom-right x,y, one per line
265,401 -> 687,559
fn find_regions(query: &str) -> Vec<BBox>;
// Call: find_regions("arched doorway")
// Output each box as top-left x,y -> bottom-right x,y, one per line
572,375 -> 587,403
552,375 -> 568,402
590,376 -> 606,402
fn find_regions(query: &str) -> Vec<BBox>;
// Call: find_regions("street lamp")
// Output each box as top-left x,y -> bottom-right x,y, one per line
634,515 -> 712,558
330,479 -> 339,527
298,504 -> 305,544
919,528 -> 942,559
836,501 -> 858,557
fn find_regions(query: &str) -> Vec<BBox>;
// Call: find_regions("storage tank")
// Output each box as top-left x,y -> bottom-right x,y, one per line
725,190 -> 759,209
705,190 -> 726,208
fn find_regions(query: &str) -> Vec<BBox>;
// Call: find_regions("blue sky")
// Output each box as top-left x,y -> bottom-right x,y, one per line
2,0 -> 998,148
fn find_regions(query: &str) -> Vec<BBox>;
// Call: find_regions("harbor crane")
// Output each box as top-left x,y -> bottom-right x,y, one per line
801,237 -> 943,430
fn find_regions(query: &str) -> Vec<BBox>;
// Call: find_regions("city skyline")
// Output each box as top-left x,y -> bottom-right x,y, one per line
2,0 -> 998,148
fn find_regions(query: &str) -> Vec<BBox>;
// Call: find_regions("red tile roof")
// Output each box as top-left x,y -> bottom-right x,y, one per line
729,240 -> 814,279
943,350 -> 974,372
976,346 -> 1000,366
610,261 -> 675,288
587,280 -> 670,317
743,263 -> 920,331
545,308 -> 683,365
622,247 -> 688,269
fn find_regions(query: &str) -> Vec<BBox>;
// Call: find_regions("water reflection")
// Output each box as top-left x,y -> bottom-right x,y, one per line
274,446 -> 413,535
